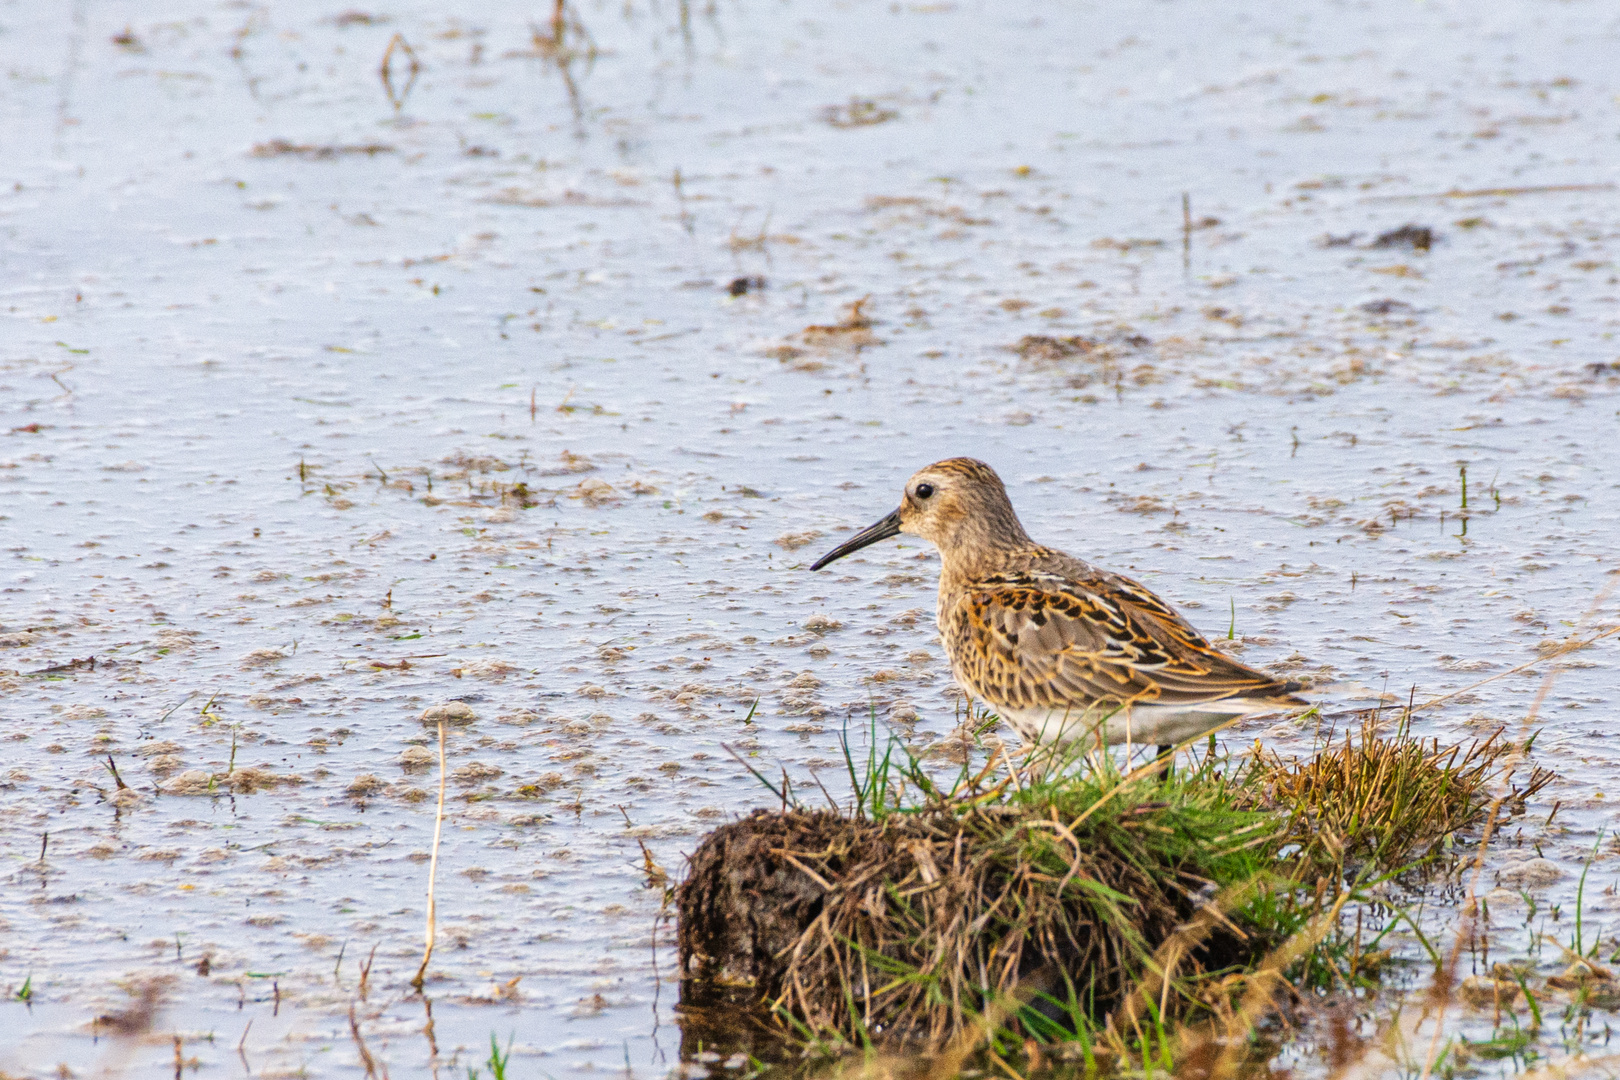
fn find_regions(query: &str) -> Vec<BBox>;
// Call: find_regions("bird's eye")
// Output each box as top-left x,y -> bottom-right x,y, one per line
915,483 -> 935,499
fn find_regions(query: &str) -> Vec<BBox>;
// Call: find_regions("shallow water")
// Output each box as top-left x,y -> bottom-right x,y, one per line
2,0 -> 1618,1074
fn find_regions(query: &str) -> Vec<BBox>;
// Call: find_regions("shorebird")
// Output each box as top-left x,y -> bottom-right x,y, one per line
809,457 -> 1306,764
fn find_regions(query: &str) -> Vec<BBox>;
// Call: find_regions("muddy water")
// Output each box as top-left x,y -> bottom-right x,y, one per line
2,0 -> 1618,1074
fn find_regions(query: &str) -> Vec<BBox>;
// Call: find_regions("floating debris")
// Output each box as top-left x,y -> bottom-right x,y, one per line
822,98 -> 898,127
249,140 -> 395,159
1372,224 -> 1436,251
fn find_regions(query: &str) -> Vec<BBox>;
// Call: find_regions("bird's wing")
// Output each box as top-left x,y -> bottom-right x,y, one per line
946,569 -> 1301,711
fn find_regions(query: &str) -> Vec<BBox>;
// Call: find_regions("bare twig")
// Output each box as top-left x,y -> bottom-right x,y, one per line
1363,182 -> 1615,202
359,942 -> 379,1002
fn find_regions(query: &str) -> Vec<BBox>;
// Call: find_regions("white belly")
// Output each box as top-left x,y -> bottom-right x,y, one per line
996,699 -> 1289,748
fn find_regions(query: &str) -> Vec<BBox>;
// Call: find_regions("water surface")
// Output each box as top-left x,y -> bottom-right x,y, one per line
2,0 -> 1618,1074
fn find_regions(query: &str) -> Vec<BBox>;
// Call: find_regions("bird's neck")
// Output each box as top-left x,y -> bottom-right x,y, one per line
936,527 -> 1038,583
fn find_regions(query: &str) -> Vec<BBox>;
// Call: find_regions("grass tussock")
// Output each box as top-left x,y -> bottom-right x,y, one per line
1242,717 -> 1553,871
677,713 -> 1547,1066
681,760 -> 1284,1051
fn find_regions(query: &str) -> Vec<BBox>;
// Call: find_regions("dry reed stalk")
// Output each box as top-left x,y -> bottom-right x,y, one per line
1208,886 -> 1359,1080
1411,621 -> 1620,714
410,720 -> 447,993
1409,580 -> 1618,1080
1413,796 -> 1505,1080
1109,878 -> 1260,1040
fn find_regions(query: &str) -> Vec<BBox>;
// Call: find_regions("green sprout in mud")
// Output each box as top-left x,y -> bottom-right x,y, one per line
481,1032 -> 513,1080
13,974 -> 32,1002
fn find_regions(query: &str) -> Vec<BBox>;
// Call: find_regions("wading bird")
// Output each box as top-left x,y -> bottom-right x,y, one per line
810,457 -> 1306,767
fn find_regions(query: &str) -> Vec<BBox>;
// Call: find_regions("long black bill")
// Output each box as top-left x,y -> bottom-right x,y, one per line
809,509 -> 902,571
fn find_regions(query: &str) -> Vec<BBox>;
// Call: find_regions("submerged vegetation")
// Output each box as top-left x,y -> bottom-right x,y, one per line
676,712 -> 1555,1076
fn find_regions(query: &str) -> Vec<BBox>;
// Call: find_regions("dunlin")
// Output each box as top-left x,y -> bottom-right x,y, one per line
810,458 -> 1306,762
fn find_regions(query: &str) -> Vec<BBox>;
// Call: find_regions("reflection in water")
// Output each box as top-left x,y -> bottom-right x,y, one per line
529,0 -> 599,138
379,32 -> 423,113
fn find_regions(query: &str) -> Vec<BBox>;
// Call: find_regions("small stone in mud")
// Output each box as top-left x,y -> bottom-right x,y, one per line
454,658 -> 518,680
822,99 -> 897,127
399,745 -> 436,771
1459,974 -> 1522,1008
228,766 -> 294,793
1497,857 -> 1562,888
163,770 -> 215,795
773,530 -> 822,550
420,701 -> 476,726
345,773 -> 386,797
453,762 -> 504,785
240,647 -> 287,668
727,276 -> 765,296
1010,334 -> 1100,363
803,614 -> 842,633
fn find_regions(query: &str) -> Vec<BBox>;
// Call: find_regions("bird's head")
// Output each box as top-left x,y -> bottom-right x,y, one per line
809,457 -> 1030,571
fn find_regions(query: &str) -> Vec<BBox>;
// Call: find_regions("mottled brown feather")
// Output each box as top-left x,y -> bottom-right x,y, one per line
942,559 -> 1301,714
812,457 -> 1306,740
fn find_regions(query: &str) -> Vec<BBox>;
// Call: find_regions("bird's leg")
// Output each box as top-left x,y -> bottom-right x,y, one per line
1154,744 -> 1173,778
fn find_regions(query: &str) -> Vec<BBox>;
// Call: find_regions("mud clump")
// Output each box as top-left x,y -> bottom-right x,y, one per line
1009,333 -> 1149,369
676,795 -> 1263,1050
675,720 -> 1545,1055
1012,334 -> 1103,364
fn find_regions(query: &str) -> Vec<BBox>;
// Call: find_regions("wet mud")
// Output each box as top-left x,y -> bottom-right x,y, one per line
2,0 -> 1618,1075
